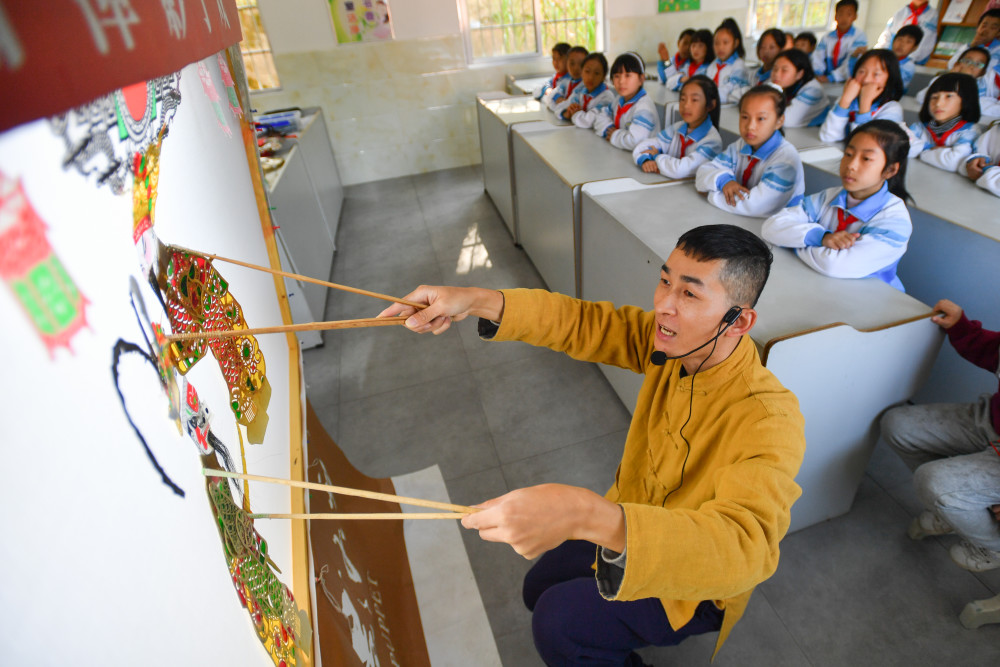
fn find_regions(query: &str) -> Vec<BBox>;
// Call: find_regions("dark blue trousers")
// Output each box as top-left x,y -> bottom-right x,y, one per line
523,540 -> 723,666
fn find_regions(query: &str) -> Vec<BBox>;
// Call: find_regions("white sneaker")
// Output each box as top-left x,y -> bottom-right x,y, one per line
907,511 -> 954,540
950,541 -> 1000,572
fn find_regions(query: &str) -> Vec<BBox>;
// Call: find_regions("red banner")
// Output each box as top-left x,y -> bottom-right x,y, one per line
0,0 -> 243,132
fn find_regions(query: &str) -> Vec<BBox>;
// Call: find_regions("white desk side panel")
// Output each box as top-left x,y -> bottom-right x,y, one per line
0,57 -> 297,665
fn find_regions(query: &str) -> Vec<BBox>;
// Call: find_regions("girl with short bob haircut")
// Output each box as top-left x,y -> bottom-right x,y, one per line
657,28 -> 697,84
707,18 -> 750,104
770,48 -> 830,127
915,46 -> 1000,118
763,119 -> 913,291
593,52 -> 661,150
664,29 -> 714,91
819,49 -> 905,142
907,72 -> 982,172
695,84 -> 805,217
633,75 -> 724,179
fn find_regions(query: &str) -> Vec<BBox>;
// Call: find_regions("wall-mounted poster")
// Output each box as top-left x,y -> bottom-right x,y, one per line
659,0 -> 700,11
329,0 -> 394,44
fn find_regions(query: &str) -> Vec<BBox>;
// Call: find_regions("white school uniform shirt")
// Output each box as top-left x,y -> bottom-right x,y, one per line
549,76 -> 584,112
761,182 -> 912,291
875,3 -> 940,65
534,71 -> 569,103
663,60 -> 710,91
965,122 -> 1000,196
898,56 -> 916,92
706,54 -> 750,103
907,119 -> 981,171
812,26 -> 869,80
946,38 -> 1000,70
658,54 -> 688,84
694,131 -> 806,217
593,88 -> 661,150
567,82 -> 616,126
819,98 -> 905,143
914,71 -> 1000,118
632,119 -> 724,179
783,79 -> 831,127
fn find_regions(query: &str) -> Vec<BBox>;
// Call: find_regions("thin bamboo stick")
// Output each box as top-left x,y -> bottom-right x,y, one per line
164,316 -> 406,342
204,469 -> 480,514
250,513 -> 464,520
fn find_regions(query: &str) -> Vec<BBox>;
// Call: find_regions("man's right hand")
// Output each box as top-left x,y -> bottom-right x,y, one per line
378,286 -> 504,335
931,299 -> 963,330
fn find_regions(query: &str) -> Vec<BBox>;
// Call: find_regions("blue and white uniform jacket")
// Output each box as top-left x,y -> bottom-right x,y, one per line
706,54 -> 750,103
548,76 -> 584,112
783,79 -> 831,127
907,119 -> 981,171
819,98 -> 904,142
812,26 -> 869,80
966,122 -> 1000,197
875,3 -> 940,64
761,183 -> 912,291
898,56 -> 915,92
534,71 -> 569,104
946,38 -> 1000,70
565,82 -> 616,126
694,131 -> 806,217
593,88 -> 661,150
915,70 -> 1000,118
658,54 -> 688,84
632,119 -> 723,179
663,60 -> 710,91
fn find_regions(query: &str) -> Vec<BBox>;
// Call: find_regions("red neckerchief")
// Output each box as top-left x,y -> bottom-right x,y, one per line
741,156 -> 759,187
614,97 -> 639,129
674,53 -> 685,70
836,208 -> 859,232
832,29 -> 847,66
583,94 -> 592,110
678,133 -> 696,158
550,70 -> 566,88
906,2 -> 928,25
713,62 -> 727,85
927,120 -> 968,147
566,79 -> 582,96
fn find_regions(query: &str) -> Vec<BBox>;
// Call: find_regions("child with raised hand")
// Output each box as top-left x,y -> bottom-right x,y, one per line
534,42 -> 571,103
657,29 -> 696,85
550,46 -> 588,113
891,24 -> 923,92
964,120 -> 1000,196
771,49 -> 830,126
917,47 -> 1000,118
795,32 -> 818,55
813,0 -> 868,83
762,120 -> 912,291
633,76 -> 723,179
663,29 -> 714,91
695,84 -> 805,217
908,72 -> 982,172
750,28 -> 787,87
876,0 -> 939,65
820,49 -> 905,142
707,18 -> 750,103
562,53 -> 616,126
593,52 -> 660,150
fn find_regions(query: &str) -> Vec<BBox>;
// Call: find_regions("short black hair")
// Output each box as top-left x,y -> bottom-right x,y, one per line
852,50 -> 905,105
794,32 -> 817,49
775,48 -> 816,98
552,43 -> 571,56
582,52 -> 609,78
919,72 -> 982,124
675,225 -> 773,307
895,24 -> 924,46
979,8 -> 1000,24
691,29 -> 716,63
611,52 -> 645,77
956,46 -> 992,76
568,45 -> 589,58
835,0 -> 859,12
739,84 -> 788,119
679,28 -> 697,40
758,28 -> 787,57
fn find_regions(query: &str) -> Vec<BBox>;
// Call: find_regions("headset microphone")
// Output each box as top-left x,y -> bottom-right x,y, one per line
649,306 -> 743,366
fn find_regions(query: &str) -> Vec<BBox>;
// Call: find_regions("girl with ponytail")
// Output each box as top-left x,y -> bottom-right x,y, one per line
770,48 -> 830,127
762,119 -> 913,291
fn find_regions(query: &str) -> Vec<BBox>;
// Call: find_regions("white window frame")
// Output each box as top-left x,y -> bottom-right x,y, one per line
747,0 -> 834,40
236,0 -> 281,92
458,0 -> 605,65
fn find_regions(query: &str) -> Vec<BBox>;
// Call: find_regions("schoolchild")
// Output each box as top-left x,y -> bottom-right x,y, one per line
707,18 -> 751,104
657,29 -> 696,84
771,49 -> 830,126
563,53 -> 616,127
819,49 -> 905,142
594,52 -> 661,150
550,46 -> 588,113
534,42 -> 571,103
663,29 -> 714,91
908,72 -> 982,172
891,24 -> 923,91
813,0 -> 869,82
875,0 -> 939,64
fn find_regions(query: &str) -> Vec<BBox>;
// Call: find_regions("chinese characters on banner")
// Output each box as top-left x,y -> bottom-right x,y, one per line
0,0 -> 241,132
329,0 -> 394,44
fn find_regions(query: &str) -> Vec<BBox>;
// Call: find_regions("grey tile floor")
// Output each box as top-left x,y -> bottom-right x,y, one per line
304,166 -> 1000,666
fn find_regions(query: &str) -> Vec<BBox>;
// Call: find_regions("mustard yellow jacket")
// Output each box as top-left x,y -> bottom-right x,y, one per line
492,289 -> 806,656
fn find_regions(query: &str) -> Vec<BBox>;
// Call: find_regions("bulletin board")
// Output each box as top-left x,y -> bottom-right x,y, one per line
329,0 -> 395,43
658,0 -> 701,12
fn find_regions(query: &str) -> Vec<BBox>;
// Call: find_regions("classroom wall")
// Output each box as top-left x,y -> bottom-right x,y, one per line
252,0 -> 904,185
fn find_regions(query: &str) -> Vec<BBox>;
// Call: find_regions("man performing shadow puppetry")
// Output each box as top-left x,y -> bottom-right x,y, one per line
380,224 -> 807,665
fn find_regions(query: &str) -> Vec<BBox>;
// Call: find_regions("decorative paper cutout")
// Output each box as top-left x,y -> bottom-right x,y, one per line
0,171 -> 88,355
51,72 -> 181,194
208,476 -> 312,667
217,52 -> 243,120
198,60 -> 231,137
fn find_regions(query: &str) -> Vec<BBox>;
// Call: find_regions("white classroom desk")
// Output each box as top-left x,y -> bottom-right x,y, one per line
510,121 -> 671,297
796,153 -> 1000,406
648,83 -> 679,128
511,76 -> 550,96
578,178 -> 942,532
477,92 -> 568,242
